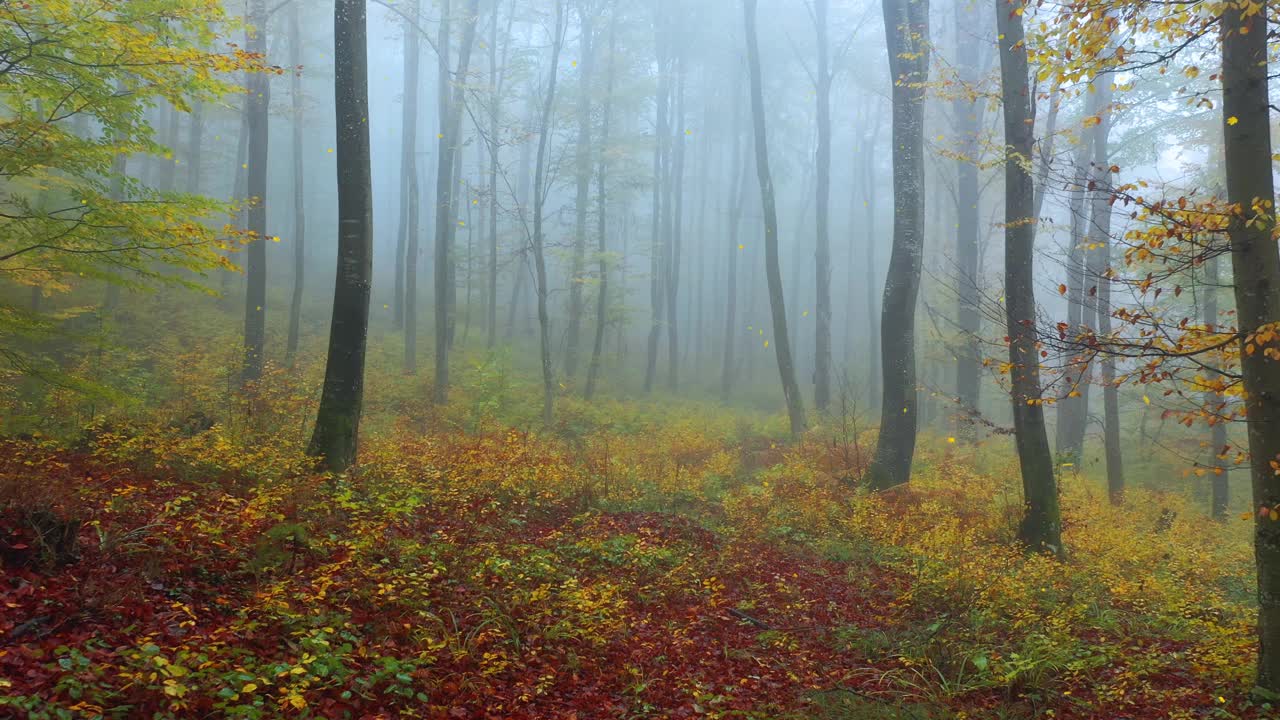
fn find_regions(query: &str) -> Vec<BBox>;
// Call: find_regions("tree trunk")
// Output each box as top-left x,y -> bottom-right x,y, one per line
585,6 -> 617,400
1055,141 -> 1091,463
867,0 -> 927,486
720,67 -> 746,403
642,31 -> 668,394
286,0 -> 308,365
952,0 -> 984,438
1088,74 -> 1123,503
1204,255 -> 1230,520
531,0 -> 567,425
566,8 -> 594,379
813,0 -> 833,413
432,0 -> 481,403
242,0 -> 270,386
1220,0 -> 1280,695
997,0 -> 1061,556
186,101 -> 203,195
394,0 -> 422,333
666,57 -> 685,391
743,0 -> 806,437
308,0 -> 373,472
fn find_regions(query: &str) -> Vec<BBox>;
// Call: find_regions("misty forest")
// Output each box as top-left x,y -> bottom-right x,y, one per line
4,0 -> 1280,717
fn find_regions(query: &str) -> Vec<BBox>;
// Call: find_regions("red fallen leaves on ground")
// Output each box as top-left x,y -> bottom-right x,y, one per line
0,437 -> 1267,719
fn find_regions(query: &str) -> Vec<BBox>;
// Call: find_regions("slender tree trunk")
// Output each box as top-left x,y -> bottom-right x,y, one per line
394,0 -> 422,332
997,0 -> 1061,556
531,0 -> 567,425
666,57 -> 685,391
867,0 -> 928,486
242,0 -> 271,385
585,7 -> 617,400
744,0 -> 806,437
566,8 -> 594,378
286,0 -> 307,365
1088,74 -> 1123,503
432,0 -> 481,403
1204,255 -> 1230,519
720,70 -> 746,403
813,0 -> 832,413
953,0 -> 984,437
1220,0 -> 1280,694
156,105 -> 179,192
486,0 -> 514,349
186,102 -> 204,195
863,114 -> 882,406
642,31 -> 669,394
308,0 -> 373,472
1055,142 -> 1091,462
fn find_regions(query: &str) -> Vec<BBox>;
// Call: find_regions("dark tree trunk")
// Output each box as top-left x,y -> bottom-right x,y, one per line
566,8 -> 594,379
394,0 -> 422,333
813,0 -> 832,413
1220,0 -> 1280,694
867,0 -> 928,486
242,0 -> 271,386
744,0 -> 806,437
286,0 -> 307,365
308,0 -> 373,472
432,0 -> 481,403
997,0 -> 1061,556
531,0 -> 567,425
585,6 -> 617,400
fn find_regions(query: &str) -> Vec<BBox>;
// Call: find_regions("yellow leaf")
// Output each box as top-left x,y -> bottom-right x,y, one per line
1228,116 -> 1239,126
947,437 -> 956,444
1142,395 -> 1150,405
242,683 -> 258,693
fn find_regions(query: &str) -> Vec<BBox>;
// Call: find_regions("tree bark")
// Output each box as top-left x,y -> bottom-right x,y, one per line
953,0 -> 985,438
432,0 -> 482,402
1220,0 -> 1280,695
867,0 -> 928,486
394,0 -> 422,333
997,0 -> 1061,556
1055,141 -> 1091,463
531,0 -> 567,425
566,7 -> 594,379
308,0 -> 373,472
1204,255 -> 1230,520
642,29 -> 669,394
812,0 -> 832,413
721,67 -> 747,403
666,57 -> 685,391
585,6 -> 617,400
242,0 -> 271,385
744,0 -> 806,437
1087,74 -> 1123,503
286,0 -> 307,365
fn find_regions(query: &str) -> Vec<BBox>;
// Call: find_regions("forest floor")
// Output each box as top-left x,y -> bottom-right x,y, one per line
0,371 -> 1267,719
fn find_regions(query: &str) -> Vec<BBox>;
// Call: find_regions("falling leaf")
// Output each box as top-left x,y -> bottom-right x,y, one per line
1143,395 -> 1150,405
1227,116 -> 1239,126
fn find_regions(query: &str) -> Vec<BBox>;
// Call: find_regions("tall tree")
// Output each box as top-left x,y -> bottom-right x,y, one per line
432,0 -> 482,402
308,0 -> 374,472
666,56 -> 685,391
242,0 -> 271,385
812,0 -> 833,413
1054,140 -> 1091,463
743,0 -> 806,437
952,0 -> 985,436
584,4 -> 617,400
286,0 -> 307,365
996,0 -> 1060,555
1203,255 -> 1229,520
867,0 -> 929,486
394,0 -> 422,334
1219,0 -> 1280,694
720,63 -> 747,403
566,4 -> 594,379
1087,73 -> 1123,503
642,23 -> 669,394
531,0 -> 569,424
